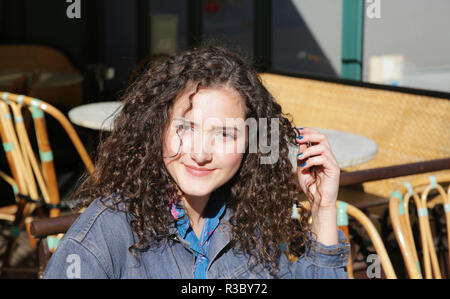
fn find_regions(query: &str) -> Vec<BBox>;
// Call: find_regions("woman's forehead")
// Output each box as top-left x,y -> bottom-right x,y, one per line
172,86 -> 246,120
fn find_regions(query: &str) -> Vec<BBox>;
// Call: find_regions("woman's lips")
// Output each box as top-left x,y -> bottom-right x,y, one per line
184,164 -> 216,177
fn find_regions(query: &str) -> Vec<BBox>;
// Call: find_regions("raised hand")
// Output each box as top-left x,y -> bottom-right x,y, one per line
295,127 -> 340,211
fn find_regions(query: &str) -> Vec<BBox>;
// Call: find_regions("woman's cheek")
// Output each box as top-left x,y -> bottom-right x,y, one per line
164,131 -> 190,156
220,135 -> 246,155
218,152 -> 244,173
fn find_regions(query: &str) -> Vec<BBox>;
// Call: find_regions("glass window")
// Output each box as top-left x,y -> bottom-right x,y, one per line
363,0 -> 450,93
271,0 -> 343,78
149,0 -> 188,55
202,0 -> 254,59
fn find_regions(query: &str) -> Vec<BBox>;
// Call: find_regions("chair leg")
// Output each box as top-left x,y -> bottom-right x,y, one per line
37,238 -> 51,279
339,225 -> 354,278
0,198 -> 27,277
25,217 -> 38,250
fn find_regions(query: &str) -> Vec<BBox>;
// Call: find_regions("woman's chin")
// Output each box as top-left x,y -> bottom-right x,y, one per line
177,180 -> 217,198
181,190 -> 214,198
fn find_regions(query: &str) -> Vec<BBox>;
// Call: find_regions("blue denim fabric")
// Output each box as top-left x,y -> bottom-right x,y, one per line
44,196 -> 350,279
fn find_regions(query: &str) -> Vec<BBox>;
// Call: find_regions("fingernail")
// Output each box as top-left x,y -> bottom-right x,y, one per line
298,127 -> 304,130
297,136 -> 303,140
301,162 -> 306,167
297,152 -> 303,157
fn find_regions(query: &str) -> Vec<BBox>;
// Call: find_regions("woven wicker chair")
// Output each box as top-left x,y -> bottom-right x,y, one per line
260,73 -> 450,199
389,173 -> 450,279
292,200 -> 396,279
0,91 -> 93,275
260,73 -> 449,278
337,201 -> 396,278
0,171 -> 19,222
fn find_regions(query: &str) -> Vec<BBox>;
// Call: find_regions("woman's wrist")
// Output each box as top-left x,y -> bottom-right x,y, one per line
311,204 -> 338,246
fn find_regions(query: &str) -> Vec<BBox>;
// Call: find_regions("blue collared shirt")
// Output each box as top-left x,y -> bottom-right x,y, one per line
170,195 -> 226,279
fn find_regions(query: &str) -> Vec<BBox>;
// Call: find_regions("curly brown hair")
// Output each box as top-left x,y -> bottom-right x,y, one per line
71,45 -> 321,276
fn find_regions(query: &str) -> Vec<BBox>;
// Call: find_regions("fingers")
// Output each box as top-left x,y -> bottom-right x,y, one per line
297,153 -> 339,172
297,155 -> 326,170
295,127 -> 338,169
295,127 -> 330,149
296,138 -> 309,155
296,144 -> 334,169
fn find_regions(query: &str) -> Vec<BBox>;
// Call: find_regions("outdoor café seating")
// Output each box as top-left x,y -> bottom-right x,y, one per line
0,92 -> 93,276
389,173 -> 450,278
0,1 -> 449,280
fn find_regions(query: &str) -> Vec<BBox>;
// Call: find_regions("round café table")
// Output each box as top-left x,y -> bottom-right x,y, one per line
68,102 -> 377,169
68,101 -> 123,131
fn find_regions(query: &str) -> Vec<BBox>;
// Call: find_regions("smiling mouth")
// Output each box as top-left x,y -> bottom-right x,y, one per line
183,164 -> 216,176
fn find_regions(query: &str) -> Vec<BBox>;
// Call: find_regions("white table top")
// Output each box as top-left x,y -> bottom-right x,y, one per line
288,127 -> 378,169
68,102 -> 378,168
68,101 -> 123,131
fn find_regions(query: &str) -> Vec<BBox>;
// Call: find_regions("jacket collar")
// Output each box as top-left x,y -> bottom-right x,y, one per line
168,188 -> 233,264
206,207 -> 233,271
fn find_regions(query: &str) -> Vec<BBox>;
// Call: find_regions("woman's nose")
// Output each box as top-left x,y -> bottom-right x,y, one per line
189,132 -> 213,164
190,151 -> 212,164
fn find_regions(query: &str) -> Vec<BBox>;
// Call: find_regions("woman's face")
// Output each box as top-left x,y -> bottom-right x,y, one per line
163,85 -> 247,198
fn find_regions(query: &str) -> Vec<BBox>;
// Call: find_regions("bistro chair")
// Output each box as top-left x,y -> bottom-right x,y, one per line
0,170 -> 19,222
30,213 -> 80,278
389,173 -> 450,279
292,200 -> 397,279
0,91 -> 94,275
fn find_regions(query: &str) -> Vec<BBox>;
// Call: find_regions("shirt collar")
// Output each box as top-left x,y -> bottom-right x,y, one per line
167,198 -> 234,268
169,188 -> 227,240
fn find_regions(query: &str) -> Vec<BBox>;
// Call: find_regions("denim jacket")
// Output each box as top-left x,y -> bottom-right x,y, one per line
44,197 -> 350,279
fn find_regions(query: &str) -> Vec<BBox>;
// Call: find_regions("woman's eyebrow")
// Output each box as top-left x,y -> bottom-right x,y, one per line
173,117 -> 196,127
173,117 -> 241,132
212,125 -> 241,133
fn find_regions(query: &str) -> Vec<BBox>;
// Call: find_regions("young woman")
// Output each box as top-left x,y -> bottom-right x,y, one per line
44,46 -> 349,279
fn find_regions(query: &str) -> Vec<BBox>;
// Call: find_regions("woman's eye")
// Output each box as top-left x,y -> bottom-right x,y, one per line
177,124 -> 192,131
221,131 -> 236,139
